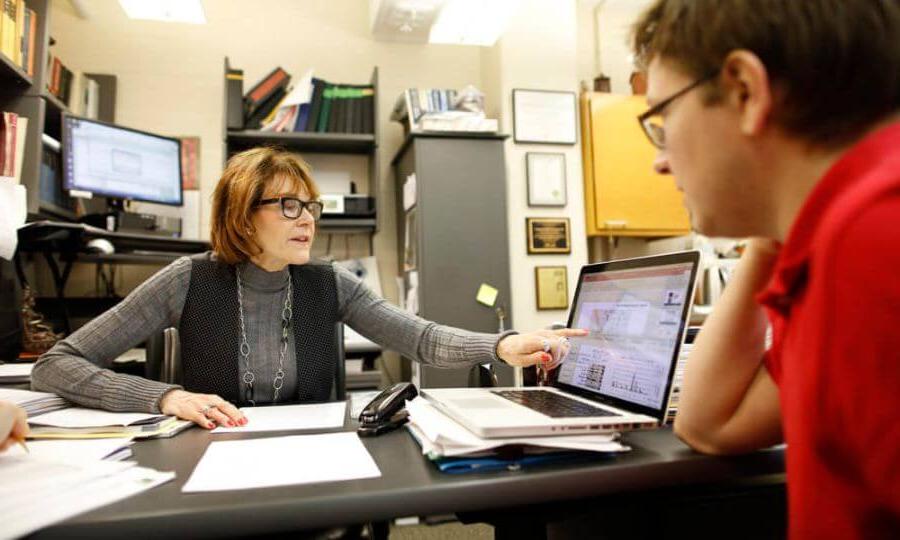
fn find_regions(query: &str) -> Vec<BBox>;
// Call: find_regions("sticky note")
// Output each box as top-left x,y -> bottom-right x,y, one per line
476,284 -> 499,307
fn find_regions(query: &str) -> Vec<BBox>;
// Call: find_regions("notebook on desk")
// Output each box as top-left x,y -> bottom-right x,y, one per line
423,251 -> 700,438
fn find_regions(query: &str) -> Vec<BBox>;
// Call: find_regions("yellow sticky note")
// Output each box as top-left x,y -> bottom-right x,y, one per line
476,284 -> 499,307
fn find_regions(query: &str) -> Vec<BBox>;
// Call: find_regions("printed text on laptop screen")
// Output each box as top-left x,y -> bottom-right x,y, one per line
558,262 -> 693,410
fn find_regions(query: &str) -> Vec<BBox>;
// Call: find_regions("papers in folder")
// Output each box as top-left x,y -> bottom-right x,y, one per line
0,455 -> 173,539
0,388 -> 69,416
182,432 -> 381,492
28,407 -> 188,439
0,362 -> 34,383
405,397 -> 631,458
211,401 -> 347,433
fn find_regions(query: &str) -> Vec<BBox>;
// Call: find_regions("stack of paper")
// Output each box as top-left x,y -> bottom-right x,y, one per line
28,408 -> 192,439
0,362 -> 34,383
6,438 -> 135,463
405,397 -> 630,459
0,453 -> 174,538
0,388 -> 69,416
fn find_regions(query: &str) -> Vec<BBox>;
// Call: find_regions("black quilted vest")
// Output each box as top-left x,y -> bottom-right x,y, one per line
179,258 -> 340,405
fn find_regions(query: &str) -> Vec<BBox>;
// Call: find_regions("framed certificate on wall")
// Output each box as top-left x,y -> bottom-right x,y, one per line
526,217 -> 571,254
512,89 -> 577,145
526,152 -> 567,207
535,266 -> 569,310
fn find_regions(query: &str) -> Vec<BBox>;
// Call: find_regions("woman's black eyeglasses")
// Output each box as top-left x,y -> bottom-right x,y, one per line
637,72 -> 718,149
256,197 -> 324,221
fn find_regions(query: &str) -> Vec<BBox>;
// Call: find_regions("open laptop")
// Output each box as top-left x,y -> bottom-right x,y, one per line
423,250 -> 700,438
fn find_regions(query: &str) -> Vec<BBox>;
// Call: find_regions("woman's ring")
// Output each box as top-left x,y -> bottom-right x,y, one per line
541,339 -> 551,353
200,404 -> 218,416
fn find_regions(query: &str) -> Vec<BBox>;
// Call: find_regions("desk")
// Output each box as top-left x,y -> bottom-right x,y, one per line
29,422 -> 784,539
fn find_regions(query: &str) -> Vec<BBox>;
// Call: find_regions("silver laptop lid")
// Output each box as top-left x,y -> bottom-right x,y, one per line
551,251 -> 700,423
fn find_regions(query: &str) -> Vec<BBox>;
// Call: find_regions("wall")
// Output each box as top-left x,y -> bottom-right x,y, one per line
47,0 -> 487,302
482,0 -> 587,332
45,0 -> 603,340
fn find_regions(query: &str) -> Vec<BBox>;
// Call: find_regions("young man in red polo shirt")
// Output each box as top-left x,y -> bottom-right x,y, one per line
631,1 -> 900,538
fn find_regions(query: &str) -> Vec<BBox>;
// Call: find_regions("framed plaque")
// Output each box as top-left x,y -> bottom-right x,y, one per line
526,217 -> 571,254
526,152 -> 567,207
512,89 -> 577,145
535,266 -> 569,310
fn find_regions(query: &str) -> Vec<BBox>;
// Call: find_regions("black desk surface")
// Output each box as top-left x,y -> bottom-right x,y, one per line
30,420 -> 785,539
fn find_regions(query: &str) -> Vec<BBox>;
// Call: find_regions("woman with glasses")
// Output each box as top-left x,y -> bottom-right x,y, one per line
32,147 -> 582,428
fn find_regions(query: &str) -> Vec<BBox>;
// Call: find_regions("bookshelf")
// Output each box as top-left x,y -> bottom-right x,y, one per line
0,0 -> 117,221
222,61 -> 381,235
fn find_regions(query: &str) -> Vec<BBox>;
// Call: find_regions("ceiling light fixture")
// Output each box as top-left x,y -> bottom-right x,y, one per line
428,0 -> 518,46
118,0 -> 207,24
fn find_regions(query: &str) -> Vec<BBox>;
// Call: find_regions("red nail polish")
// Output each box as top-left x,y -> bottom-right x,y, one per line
542,353 -> 551,362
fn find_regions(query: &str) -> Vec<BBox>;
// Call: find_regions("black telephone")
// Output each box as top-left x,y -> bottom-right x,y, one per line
357,382 -> 418,437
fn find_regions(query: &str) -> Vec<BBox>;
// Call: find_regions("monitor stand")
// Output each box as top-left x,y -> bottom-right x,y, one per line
81,198 -> 182,238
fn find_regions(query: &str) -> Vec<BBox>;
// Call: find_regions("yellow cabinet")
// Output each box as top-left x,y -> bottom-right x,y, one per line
580,92 -> 691,237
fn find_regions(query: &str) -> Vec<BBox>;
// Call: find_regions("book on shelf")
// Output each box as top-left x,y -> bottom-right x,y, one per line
391,88 -> 495,134
0,0 -> 17,65
224,58 -> 244,130
0,111 -> 18,178
243,66 -> 290,128
23,4 -> 34,75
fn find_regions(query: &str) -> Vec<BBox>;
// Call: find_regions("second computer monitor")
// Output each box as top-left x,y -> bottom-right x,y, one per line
62,115 -> 183,206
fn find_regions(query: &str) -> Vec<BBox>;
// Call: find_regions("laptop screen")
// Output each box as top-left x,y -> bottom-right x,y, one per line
557,252 -> 699,419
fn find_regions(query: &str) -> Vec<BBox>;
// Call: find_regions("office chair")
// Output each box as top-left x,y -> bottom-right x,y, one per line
145,324 -> 348,400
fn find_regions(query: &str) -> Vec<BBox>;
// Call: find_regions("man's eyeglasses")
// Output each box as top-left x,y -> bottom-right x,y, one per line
256,197 -> 324,221
637,72 -> 718,149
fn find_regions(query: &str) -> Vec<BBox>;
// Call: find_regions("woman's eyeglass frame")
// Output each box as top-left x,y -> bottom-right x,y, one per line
255,197 -> 324,221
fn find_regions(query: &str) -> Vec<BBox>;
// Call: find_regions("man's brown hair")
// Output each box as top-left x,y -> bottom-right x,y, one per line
210,147 -> 319,265
632,0 -> 900,147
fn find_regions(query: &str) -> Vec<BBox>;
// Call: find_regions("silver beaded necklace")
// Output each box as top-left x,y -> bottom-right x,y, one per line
236,267 -> 293,405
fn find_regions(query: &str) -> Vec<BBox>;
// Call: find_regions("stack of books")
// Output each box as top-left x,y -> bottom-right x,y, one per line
391,88 -> 497,134
0,0 -> 37,76
0,110 -> 27,182
239,67 -> 375,134
405,397 -> 629,473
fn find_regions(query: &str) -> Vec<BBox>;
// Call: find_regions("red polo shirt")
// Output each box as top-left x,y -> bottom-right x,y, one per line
758,121 -> 900,539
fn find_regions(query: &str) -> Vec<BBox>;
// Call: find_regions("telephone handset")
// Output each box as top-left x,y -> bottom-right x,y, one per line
357,382 -> 418,437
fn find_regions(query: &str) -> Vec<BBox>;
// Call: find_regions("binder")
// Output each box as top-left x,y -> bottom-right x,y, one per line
316,84 -> 335,132
225,59 -> 244,130
305,78 -> 326,132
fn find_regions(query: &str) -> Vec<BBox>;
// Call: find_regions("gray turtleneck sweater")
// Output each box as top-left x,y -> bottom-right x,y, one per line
31,254 -> 512,413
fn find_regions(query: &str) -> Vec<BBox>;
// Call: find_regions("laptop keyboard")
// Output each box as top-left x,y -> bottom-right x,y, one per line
492,390 -> 621,418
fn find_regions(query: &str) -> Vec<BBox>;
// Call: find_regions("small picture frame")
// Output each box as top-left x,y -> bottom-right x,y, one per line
535,266 -> 569,310
526,217 -> 571,254
512,89 -> 578,145
526,152 -> 567,207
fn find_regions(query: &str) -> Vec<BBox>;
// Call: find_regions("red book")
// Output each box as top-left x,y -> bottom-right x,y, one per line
246,67 -> 288,107
0,112 -> 18,177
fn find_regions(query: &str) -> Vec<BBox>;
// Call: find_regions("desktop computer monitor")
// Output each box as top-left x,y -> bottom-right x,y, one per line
62,115 -> 183,207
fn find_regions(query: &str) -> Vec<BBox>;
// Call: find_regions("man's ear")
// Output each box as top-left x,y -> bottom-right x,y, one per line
719,50 -> 773,136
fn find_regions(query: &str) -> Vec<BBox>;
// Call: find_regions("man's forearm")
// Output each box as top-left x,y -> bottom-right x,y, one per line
675,240 -> 780,448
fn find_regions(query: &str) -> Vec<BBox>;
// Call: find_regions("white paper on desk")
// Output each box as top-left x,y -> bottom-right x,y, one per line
212,401 -> 346,434
6,438 -> 134,463
0,455 -> 173,540
0,178 -> 27,261
182,432 -> 380,492
0,362 -> 33,379
29,408 -> 166,428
